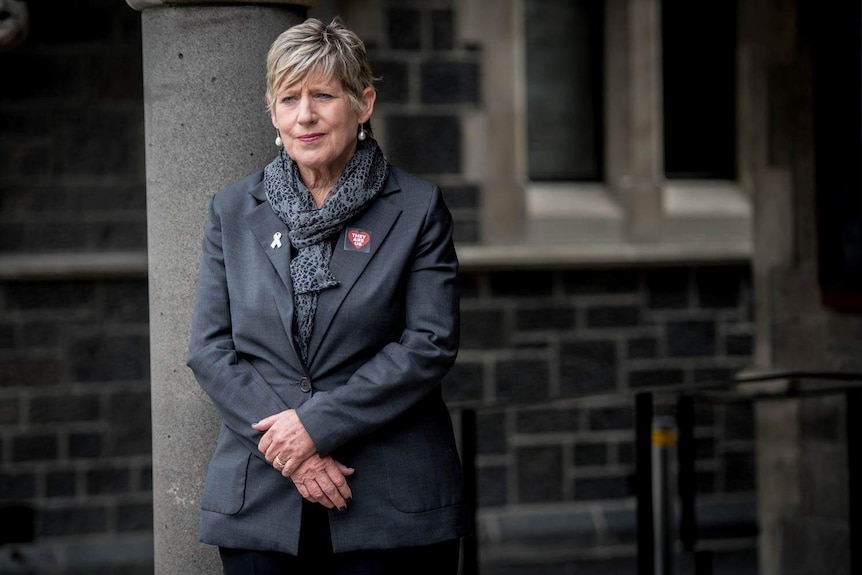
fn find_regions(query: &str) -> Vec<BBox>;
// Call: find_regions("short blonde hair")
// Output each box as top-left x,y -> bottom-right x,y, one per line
265,17 -> 375,113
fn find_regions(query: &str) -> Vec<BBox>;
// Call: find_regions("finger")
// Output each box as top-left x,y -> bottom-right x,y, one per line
304,479 -> 335,509
324,465 -> 352,503
257,436 -> 269,457
251,415 -> 275,431
317,482 -> 341,510
266,444 -> 282,463
257,434 -> 279,459
265,436 -> 292,463
282,454 -> 313,477
322,480 -> 348,510
294,481 -> 313,502
262,442 -> 280,462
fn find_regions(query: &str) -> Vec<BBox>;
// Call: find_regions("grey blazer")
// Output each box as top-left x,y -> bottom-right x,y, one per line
186,166 -> 469,555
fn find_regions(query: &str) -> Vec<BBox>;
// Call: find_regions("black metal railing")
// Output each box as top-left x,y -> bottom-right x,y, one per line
457,369 -> 862,575
635,370 -> 862,575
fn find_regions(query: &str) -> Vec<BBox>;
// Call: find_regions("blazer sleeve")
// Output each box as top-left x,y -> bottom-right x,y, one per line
186,194 -> 289,458
295,185 -> 460,456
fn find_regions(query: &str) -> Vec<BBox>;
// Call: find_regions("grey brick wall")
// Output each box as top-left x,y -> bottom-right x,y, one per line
445,265 -> 758,572
0,279 -> 153,572
366,4 -> 482,244
448,266 -> 754,405
0,0 -> 146,255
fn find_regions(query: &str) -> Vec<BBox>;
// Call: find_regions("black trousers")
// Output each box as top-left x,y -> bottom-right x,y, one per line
220,502 -> 461,575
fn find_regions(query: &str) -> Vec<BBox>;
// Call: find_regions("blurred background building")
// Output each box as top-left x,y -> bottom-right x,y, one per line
0,0 -> 859,573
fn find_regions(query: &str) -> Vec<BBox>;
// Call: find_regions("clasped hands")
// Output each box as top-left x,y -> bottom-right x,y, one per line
252,409 -> 354,511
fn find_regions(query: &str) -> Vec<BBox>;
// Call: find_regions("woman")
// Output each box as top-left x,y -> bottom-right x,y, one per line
186,16 -> 469,575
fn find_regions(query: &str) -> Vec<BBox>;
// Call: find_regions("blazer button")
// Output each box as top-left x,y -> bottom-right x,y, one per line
299,377 -> 312,393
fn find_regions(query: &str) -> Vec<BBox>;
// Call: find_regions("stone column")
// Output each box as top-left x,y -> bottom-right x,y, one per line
125,2 -> 316,572
461,0 -> 525,244
740,1 -> 862,574
604,0 -> 663,243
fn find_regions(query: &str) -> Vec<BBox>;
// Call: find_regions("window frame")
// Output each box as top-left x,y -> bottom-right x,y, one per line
458,0 -> 751,266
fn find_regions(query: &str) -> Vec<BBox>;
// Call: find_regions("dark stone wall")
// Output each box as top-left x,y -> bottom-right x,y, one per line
0,0 -> 146,255
367,5 -> 482,244
446,265 -> 757,572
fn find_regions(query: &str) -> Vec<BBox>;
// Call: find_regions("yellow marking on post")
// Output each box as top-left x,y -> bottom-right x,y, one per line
652,428 -> 678,447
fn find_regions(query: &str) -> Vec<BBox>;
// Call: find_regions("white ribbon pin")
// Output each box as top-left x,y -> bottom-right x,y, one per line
271,232 -> 282,249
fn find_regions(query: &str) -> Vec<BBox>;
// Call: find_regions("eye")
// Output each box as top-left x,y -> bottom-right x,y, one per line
280,95 -> 296,105
315,93 -> 334,100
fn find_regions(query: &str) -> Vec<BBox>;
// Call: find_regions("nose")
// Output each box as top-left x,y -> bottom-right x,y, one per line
297,95 -> 315,124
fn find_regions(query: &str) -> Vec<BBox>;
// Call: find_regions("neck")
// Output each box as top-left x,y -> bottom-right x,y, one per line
299,168 -> 338,207
297,152 -> 355,208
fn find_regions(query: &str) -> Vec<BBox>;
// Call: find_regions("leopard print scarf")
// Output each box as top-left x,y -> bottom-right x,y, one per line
264,138 -> 390,364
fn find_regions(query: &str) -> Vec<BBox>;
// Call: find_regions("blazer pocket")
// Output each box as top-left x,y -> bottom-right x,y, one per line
382,417 -> 464,514
201,443 -> 251,515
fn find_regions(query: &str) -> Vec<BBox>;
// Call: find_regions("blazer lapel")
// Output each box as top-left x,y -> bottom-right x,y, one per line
246,186 -> 293,293
245,182 -> 302,362
305,190 -> 402,366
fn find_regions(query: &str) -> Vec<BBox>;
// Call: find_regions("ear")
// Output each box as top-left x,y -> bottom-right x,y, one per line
358,86 -> 376,124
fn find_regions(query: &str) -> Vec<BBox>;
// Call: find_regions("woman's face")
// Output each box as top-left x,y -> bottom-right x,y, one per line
269,72 -> 375,176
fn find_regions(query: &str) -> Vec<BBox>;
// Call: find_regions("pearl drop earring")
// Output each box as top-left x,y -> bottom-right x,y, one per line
357,125 -> 366,142
275,134 -> 283,147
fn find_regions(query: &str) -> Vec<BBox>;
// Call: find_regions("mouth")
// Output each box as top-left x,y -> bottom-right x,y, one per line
298,133 -> 324,143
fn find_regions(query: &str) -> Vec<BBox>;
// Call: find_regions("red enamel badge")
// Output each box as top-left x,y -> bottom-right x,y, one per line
344,228 -> 371,252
